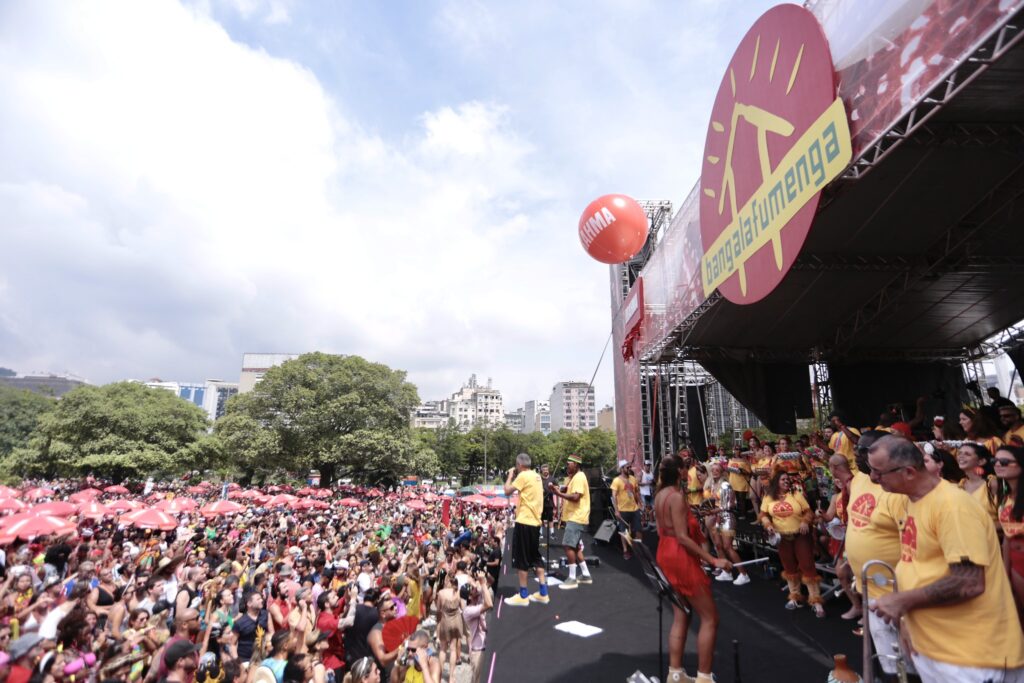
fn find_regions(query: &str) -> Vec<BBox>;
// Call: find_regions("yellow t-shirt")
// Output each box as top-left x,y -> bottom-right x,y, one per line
406,577 -> 421,619
962,478 -> 998,528
829,428 -> 861,471
1005,424 -> 1024,446
611,475 -> 640,513
685,467 -> 703,505
760,492 -> 809,535
560,471 -> 590,525
845,472 -> 907,599
512,469 -> 543,527
896,479 -> 1024,668
726,458 -> 751,493
752,457 -> 773,479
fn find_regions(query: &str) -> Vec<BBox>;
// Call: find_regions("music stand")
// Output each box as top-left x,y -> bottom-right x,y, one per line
631,535 -> 690,683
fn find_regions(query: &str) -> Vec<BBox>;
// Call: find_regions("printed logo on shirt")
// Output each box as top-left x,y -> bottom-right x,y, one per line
1000,504 -> 1024,537
849,493 -> 877,529
900,516 -> 918,562
771,501 -> 794,518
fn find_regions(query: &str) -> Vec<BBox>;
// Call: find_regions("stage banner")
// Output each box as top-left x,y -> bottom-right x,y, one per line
700,4 -> 852,304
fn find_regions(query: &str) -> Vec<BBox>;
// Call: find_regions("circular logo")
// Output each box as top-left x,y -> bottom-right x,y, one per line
849,493 -> 876,529
772,501 -> 794,518
700,5 -> 841,304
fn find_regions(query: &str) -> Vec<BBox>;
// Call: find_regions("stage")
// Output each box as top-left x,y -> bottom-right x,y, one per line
482,528 -> 863,683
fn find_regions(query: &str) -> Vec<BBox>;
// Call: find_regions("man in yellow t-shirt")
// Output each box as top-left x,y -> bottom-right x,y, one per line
869,435 -> 1024,679
845,430 -> 912,677
503,452 -> 548,606
726,445 -> 753,517
610,459 -> 642,559
1001,404 -> 1024,446
829,412 -> 861,471
548,454 -> 592,589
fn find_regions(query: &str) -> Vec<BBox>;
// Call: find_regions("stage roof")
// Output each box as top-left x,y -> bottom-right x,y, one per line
638,2 -> 1024,365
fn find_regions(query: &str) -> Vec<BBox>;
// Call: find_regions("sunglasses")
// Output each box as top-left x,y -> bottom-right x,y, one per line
995,458 -> 1019,467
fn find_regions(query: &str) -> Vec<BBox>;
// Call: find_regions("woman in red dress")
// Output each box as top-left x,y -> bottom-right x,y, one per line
655,454 -> 732,683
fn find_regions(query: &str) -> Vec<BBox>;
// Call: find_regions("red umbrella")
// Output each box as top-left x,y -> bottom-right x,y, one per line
0,486 -> 20,498
338,498 -> 363,508
123,508 -> 177,531
266,494 -> 298,506
104,485 -> 129,494
0,498 -> 26,513
366,488 -> 383,498
106,499 -> 142,513
186,485 -> 207,495
486,497 -> 510,509
267,485 -> 283,493
0,512 -> 75,538
155,498 -> 197,513
31,501 -> 77,517
77,488 -> 103,498
309,499 -> 330,509
200,500 -> 244,517
422,492 -> 440,502
406,499 -> 427,511
462,494 -> 488,506
226,483 -> 241,491
77,501 -> 111,520
312,488 -> 332,498
24,487 -> 55,500
251,494 -> 271,505
296,487 -> 316,496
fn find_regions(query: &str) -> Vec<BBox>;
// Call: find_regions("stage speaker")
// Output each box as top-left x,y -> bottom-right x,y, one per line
593,519 -> 618,544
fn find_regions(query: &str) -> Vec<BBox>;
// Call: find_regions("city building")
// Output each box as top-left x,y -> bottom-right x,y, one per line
504,408 -> 525,433
523,400 -> 551,435
550,381 -> 596,432
411,400 -> 451,430
597,405 -> 615,432
0,372 -> 87,398
239,353 -> 300,393
447,374 -> 504,431
705,381 -> 762,442
142,379 -> 239,423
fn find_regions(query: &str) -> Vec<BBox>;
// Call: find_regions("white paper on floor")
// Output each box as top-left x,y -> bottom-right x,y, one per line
536,576 -> 562,585
554,620 -> 603,638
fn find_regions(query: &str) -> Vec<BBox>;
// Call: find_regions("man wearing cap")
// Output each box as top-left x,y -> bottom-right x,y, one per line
611,459 -> 642,560
548,454 -> 593,589
6,634 -> 42,683
503,452 -> 549,607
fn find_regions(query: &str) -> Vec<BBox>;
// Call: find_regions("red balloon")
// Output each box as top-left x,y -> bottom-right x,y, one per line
578,194 -> 648,264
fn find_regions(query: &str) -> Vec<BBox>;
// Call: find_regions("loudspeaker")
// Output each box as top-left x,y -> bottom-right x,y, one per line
593,519 -> 618,544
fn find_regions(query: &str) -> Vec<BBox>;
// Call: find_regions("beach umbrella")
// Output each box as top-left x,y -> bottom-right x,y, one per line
0,512 -> 75,538
155,498 -> 197,514
31,501 -> 77,517
293,499 -> 315,510
309,499 -> 330,509
486,497 -> 510,509
458,486 -> 480,496
23,487 -> 55,500
104,485 -> 130,494
406,500 -> 427,511
123,508 -> 177,531
267,494 -> 298,507
366,489 -> 384,498
200,500 -> 244,517
0,498 -> 27,513
77,501 -> 111,520
422,492 -> 440,502
0,486 -> 20,498
186,485 -> 207,495
312,488 -> 332,498
226,483 -> 241,491
77,488 -> 103,498
462,495 -> 488,506
106,499 -> 142,513
338,498 -> 363,508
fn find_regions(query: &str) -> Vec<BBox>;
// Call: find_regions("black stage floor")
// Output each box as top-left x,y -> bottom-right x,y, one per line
481,528 -> 864,683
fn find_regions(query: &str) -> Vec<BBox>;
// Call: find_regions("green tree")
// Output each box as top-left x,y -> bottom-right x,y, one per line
0,386 -> 55,457
217,352 -> 421,485
6,382 -> 210,481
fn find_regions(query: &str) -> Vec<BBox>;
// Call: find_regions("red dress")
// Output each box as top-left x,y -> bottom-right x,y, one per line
656,489 -> 710,596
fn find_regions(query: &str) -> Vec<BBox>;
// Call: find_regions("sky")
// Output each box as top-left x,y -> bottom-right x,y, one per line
0,0 -> 780,412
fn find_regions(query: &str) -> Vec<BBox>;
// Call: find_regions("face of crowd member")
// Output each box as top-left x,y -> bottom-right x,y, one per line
778,475 -> 792,494
778,438 -> 790,451
247,592 -> 264,614
1001,406 -> 1023,430
995,448 -> 1023,482
959,411 -> 974,434
762,444 -> 773,458
922,449 -> 943,477
957,444 -> 987,475
79,562 -> 95,579
567,460 -> 579,476
15,574 -> 32,593
710,463 -> 722,479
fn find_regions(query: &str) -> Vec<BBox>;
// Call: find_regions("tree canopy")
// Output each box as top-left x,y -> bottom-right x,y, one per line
0,386 -> 55,457
215,352 -> 424,485
5,382 -> 211,481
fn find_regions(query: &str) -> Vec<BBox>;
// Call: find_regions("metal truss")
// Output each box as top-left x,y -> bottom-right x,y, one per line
829,157 -> 1024,357
977,322 -> 1024,358
812,359 -> 832,429
619,199 -> 673,300
838,11 -> 1024,182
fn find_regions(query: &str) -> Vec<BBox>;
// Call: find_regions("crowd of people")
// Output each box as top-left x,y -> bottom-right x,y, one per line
0,478 -> 510,683
646,393 -> 1024,683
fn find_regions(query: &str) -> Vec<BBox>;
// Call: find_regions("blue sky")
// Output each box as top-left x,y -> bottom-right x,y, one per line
0,0 -> 779,412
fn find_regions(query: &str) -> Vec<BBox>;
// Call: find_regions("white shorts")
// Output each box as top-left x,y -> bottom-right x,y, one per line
868,616 -> 916,676
911,652 -> 1024,683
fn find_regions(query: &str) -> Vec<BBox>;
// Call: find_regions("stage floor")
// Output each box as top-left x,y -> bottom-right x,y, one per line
481,528 -> 865,683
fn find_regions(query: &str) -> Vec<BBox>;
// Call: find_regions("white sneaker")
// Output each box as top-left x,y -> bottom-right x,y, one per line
732,573 -> 750,586
715,571 -> 734,582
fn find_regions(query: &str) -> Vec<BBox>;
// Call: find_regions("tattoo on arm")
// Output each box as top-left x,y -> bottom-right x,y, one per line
921,561 -> 985,606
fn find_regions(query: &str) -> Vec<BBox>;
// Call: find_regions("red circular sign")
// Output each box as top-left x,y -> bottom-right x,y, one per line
700,5 -> 838,304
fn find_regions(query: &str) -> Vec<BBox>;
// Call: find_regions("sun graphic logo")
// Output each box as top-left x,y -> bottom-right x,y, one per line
699,5 -> 852,304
